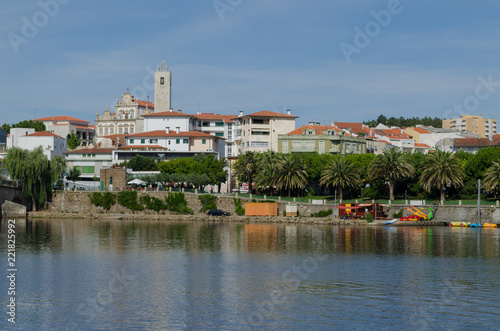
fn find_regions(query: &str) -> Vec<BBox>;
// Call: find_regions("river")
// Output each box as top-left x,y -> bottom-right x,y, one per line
1,219 -> 499,330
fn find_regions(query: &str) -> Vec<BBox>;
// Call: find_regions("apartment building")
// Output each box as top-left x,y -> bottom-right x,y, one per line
443,115 -> 497,139
34,115 -> 95,146
278,123 -> 367,155
238,110 -> 297,153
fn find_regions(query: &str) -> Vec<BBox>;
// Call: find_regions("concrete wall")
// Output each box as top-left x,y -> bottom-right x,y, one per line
385,205 -> 500,223
0,184 -> 33,215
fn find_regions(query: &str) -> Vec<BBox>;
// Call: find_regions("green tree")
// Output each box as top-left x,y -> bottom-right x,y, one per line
482,160 -> 500,196
320,157 -> 362,200
67,133 -> 81,150
67,166 -> 81,190
126,155 -> 158,171
2,120 -> 46,134
368,149 -> 415,201
419,150 -> 465,202
50,155 -> 66,183
232,151 -> 257,193
3,146 -> 53,210
275,154 -> 308,197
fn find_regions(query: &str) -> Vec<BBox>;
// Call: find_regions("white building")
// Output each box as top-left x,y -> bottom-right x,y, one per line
7,128 -> 66,160
193,113 -> 239,157
238,110 -> 297,153
114,130 -> 225,162
34,115 -> 95,146
142,109 -> 196,132
65,147 -> 116,179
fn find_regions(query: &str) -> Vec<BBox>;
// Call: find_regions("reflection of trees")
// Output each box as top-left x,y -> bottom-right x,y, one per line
7,220 -> 500,259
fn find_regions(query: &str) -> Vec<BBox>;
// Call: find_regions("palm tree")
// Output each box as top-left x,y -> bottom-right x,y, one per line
232,151 -> 257,193
254,155 -> 278,194
419,150 -> 465,202
275,154 -> 308,197
368,148 -> 415,201
482,160 -> 500,197
320,157 -> 362,201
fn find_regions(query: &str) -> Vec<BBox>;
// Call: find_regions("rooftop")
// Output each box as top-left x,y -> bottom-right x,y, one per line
244,110 -> 298,118
25,131 -> 63,138
34,116 -> 90,124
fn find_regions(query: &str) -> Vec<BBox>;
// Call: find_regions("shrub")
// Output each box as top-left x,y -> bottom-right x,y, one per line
312,209 -> 333,217
233,198 -> 245,216
165,192 -> 193,214
392,210 -> 404,219
366,212 -> 373,223
140,195 -> 167,213
117,191 -> 144,211
199,194 -> 217,212
89,192 -> 116,210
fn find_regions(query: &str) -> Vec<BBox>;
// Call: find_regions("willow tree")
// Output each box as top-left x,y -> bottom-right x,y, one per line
50,155 -> 67,183
320,157 -> 362,201
419,150 -> 465,202
368,148 -> 415,201
3,146 -> 53,210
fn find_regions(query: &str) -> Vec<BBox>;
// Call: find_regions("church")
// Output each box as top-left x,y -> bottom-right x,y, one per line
95,60 -> 171,137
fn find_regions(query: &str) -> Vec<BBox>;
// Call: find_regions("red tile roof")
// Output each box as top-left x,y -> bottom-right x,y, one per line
133,99 -> 155,108
454,138 -> 491,147
77,126 -> 95,131
414,143 -> 431,148
412,127 -> 430,134
65,148 -> 116,154
246,110 -> 298,118
25,131 -> 62,138
34,116 -> 90,124
128,130 -> 219,138
286,125 -> 340,135
194,113 -> 237,123
142,111 -> 193,118
333,122 -> 370,134
491,134 -> 500,146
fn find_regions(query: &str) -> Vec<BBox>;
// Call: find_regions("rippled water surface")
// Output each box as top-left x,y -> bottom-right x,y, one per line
1,219 -> 500,330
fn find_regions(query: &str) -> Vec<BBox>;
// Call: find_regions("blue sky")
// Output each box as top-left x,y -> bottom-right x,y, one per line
2,0 -> 500,127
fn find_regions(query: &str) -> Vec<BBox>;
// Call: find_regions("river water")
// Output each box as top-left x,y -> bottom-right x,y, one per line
1,219 -> 499,330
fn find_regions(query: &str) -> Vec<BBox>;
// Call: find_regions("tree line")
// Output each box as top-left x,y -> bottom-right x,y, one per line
363,115 -> 442,128
232,148 -> 500,201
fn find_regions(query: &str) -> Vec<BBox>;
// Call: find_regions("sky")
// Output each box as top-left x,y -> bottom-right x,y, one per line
2,0 -> 500,127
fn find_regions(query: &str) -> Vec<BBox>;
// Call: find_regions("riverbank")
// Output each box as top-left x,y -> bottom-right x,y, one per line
27,211 -> 368,226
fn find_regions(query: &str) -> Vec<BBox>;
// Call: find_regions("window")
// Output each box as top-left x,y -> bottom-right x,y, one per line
282,141 -> 289,150
183,139 -> 188,144
215,122 -> 224,127
202,121 -> 209,127
82,166 -> 95,174
202,139 -> 206,144
228,124 -> 232,129
160,77 -> 164,85
83,154 -> 86,158
92,154 -> 96,158
215,132 -> 224,137
251,141 -> 268,148
104,128 -> 108,135
251,131 -> 269,135
150,139 -> 158,144
130,139 -> 134,144
306,141 -> 315,149
292,141 -> 301,149
99,128 -> 103,135
252,119 -> 265,125
319,140 -> 325,149
227,146 -> 232,157
119,128 -> 123,134
141,139 -> 145,144
130,128 -> 134,134
176,139 -> 180,144
110,128 -> 114,134
168,140 -> 171,145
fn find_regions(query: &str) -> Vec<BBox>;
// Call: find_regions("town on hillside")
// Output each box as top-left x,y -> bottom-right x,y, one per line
1,60 -> 498,193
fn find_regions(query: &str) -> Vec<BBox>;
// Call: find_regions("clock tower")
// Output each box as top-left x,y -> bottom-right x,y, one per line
154,60 -> 172,112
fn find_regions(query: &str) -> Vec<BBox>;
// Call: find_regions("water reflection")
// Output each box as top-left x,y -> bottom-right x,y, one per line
0,219 -> 499,330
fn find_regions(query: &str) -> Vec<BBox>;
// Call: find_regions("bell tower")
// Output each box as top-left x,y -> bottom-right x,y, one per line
154,60 -> 171,112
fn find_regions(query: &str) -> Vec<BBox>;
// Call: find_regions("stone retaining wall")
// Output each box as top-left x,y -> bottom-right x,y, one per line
385,205 -> 500,223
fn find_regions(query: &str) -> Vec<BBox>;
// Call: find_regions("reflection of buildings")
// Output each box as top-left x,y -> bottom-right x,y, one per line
244,224 -> 278,251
